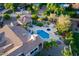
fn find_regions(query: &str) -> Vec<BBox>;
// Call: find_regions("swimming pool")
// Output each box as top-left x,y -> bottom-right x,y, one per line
37,30 -> 49,40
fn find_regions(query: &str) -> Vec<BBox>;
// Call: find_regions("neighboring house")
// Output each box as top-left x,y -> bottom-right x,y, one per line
17,15 -> 32,25
71,18 -> 79,33
59,3 -> 70,8
72,3 -> 79,9
70,3 -> 79,33
0,25 -> 43,56
71,3 -> 79,14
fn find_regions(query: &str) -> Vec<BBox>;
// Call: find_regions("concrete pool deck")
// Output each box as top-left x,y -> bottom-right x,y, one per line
28,23 -> 63,42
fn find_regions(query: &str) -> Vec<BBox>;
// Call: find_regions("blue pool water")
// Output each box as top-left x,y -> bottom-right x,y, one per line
37,30 -> 49,40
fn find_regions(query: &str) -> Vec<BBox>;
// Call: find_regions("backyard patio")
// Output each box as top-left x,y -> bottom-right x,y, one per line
28,23 -> 63,42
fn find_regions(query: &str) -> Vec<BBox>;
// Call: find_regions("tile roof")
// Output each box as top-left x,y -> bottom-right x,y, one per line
0,25 -> 42,55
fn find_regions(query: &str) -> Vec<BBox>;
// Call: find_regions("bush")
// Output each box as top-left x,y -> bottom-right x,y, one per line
43,40 -> 58,50
36,22 -> 43,27
31,14 -> 38,20
37,18 -> 43,22
16,14 -> 20,19
50,41 -> 58,47
67,11 -> 76,17
57,31 -> 62,35
32,20 -> 37,25
43,42 -> 51,49
46,21 -> 50,25
64,31 -> 73,45
3,13 -> 11,20
62,47 -> 72,56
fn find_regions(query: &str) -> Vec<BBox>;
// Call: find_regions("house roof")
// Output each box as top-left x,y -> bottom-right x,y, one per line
71,18 -> 79,21
0,25 -> 42,55
10,26 -> 31,43
72,3 -> 79,9
18,15 -> 32,25
0,25 -> 23,55
9,26 -> 43,55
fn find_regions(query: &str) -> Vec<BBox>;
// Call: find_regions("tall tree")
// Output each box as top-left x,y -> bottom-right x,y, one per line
4,3 -> 13,10
62,47 -> 72,56
64,31 -> 73,45
4,3 -> 16,13
56,15 -> 71,33
47,3 -> 64,15
47,13 -> 57,22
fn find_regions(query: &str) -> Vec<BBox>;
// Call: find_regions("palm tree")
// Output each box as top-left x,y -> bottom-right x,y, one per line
43,41 -> 51,49
47,3 -> 56,11
50,38 -> 58,47
4,3 -> 16,14
4,3 -> 13,10
3,13 -> 11,20
47,3 -> 65,15
47,13 -> 57,22
62,46 -> 72,56
56,14 -> 71,34
64,31 -> 73,45
28,4 -> 39,14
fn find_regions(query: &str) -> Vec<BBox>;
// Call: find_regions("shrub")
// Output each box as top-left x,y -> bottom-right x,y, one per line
62,47 -> 72,56
57,31 -> 62,35
64,31 -> 73,45
36,22 -> 43,27
16,14 -> 20,19
3,13 -> 11,20
43,42 -> 51,49
67,11 -> 76,17
31,14 -> 38,20
43,40 -> 58,49
46,21 -> 50,25
37,18 -> 43,22
56,15 -> 71,34
32,20 -> 37,25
